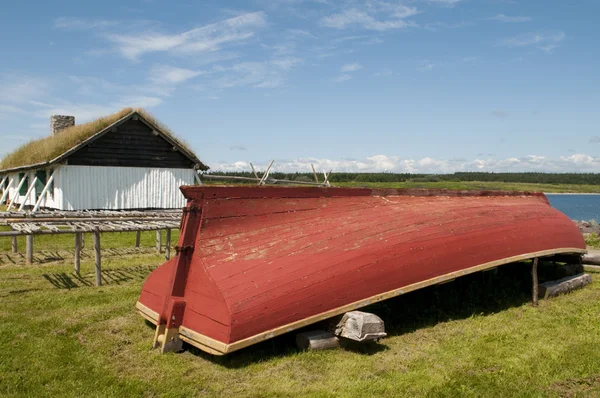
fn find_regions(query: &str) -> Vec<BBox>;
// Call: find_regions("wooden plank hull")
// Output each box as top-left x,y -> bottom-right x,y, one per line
137,187 -> 586,355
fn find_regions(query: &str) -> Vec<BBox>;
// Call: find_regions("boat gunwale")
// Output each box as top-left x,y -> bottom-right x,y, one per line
137,246 -> 587,356
180,185 -> 549,201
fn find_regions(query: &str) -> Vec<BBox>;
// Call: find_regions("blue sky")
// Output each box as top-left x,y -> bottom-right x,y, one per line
1,0 -> 599,173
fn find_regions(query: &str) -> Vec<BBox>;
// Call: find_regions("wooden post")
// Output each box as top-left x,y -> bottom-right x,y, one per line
74,232 -> 82,276
165,229 -> 171,260
156,230 -> 162,253
26,235 -> 33,265
135,231 -> 141,248
532,257 -> 539,307
93,229 -> 102,287
11,236 -> 18,253
296,330 -> 340,351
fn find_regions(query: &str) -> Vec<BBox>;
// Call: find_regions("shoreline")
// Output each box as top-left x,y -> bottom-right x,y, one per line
544,192 -> 600,195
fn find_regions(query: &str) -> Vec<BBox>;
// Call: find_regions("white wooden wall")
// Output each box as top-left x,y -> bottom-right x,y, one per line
2,166 -> 195,210
55,166 -> 195,210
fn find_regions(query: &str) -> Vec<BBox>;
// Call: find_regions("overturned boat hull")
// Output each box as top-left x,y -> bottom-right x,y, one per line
137,186 -> 586,355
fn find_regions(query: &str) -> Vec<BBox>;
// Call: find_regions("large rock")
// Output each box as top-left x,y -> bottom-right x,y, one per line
333,311 -> 386,342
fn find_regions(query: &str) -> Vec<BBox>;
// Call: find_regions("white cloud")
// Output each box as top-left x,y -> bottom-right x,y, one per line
341,62 -> 363,72
54,17 -> 120,30
501,32 -> 565,52
149,65 -> 203,85
107,11 -> 267,59
417,60 -> 435,71
211,154 -> 600,173
426,0 -> 463,7
334,74 -> 352,82
321,3 -> 418,31
0,104 -> 26,115
490,14 -> 532,23
214,57 -> 302,89
0,74 -> 50,103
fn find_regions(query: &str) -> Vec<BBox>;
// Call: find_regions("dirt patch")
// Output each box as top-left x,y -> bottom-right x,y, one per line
547,375 -> 600,397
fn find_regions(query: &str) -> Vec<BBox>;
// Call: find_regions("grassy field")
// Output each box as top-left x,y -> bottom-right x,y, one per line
1,231 -> 599,397
334,180 -> 600,193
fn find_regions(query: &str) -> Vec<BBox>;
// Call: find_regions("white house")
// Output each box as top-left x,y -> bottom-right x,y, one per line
0,108 -> 208,211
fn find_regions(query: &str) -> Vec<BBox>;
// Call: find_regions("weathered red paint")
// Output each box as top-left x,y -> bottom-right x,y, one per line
139,186 -> 585,353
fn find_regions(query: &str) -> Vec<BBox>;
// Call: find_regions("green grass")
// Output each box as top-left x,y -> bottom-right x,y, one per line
335,180 -> 600,193
585,233 -> 600,249
1,236 -> 599,396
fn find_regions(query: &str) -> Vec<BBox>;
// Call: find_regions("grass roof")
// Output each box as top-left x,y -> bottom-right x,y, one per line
0,108 -> 205,171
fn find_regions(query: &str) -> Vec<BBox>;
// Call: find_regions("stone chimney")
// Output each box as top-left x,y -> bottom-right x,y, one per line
50,115 -> 75,136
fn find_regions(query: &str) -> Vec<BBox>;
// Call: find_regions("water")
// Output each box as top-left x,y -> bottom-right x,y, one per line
545,194 -> 600,221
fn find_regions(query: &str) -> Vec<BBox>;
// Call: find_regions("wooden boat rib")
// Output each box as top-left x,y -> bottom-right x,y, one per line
137,186 -> 586,355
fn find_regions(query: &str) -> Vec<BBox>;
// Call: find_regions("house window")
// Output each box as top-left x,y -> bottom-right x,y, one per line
18,173 -> 29,196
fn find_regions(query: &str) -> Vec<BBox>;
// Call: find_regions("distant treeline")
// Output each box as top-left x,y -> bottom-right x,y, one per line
206,171 -> 600,185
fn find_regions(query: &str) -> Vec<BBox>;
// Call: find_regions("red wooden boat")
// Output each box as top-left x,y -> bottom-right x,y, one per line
136,186 -> 586,355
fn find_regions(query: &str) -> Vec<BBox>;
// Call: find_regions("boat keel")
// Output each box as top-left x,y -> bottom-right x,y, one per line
153,325 -> 183,354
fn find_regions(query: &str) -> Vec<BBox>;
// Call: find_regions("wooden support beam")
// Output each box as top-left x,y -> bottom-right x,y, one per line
156,230 -> 162,253
74,232 -> 82,276
7,175 -> 28,211
0,177 -> 13,204
32,173 -> 55,213
26,235 -> 33,265
532,257 -> 539,307
311,164 -> 320,183
135,231 -> 141,248
165,229 -> 171,260
582,253 -> 600,266
193,171 -> 203,186
18,176 -> 38,212
296,330 -> 339,351
11,236 -> 18,253
250,163 -> 259,179
258,160 -> 275,185
539,274 -> 592,299
93,230 -> 102,287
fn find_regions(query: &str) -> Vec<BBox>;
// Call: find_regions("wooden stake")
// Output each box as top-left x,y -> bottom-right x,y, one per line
135,231 -> 141,248
11,236 -> 17,253
26,235 -> 33,265
74,232 -> 82,276
165,229 -> 171,260
156,230 -> 162,253
532,257 -> 539,307
93,229 -> 102,287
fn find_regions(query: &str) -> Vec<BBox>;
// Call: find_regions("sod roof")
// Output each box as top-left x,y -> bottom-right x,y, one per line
0,108 -> 208,172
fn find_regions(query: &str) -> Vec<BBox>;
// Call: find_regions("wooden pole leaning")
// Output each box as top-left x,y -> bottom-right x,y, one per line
32,173 -> 55,213
7,175 -> 28,211
532,257 -> 539,307
0,178 -> 14,204
18,176 -> 38,212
